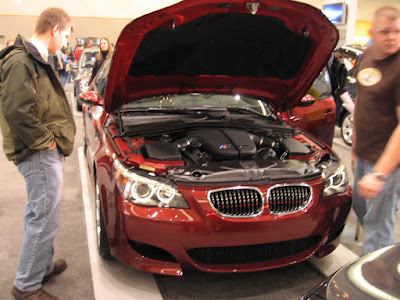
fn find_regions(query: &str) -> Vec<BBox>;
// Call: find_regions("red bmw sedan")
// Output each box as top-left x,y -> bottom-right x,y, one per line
80,0 -> 352,276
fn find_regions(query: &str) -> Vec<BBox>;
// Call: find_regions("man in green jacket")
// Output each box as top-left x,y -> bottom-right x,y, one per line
0,7 -> 76,300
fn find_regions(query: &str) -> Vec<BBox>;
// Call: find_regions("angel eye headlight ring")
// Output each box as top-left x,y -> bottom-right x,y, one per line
131,182 -> 154,201
157,186 -> 176,203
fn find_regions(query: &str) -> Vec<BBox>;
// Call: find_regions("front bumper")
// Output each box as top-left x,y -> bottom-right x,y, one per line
105,182 -> 352,276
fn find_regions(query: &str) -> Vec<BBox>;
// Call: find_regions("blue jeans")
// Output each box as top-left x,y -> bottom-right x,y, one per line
58,69 -> 70,87
353,158 -> 400,255
14,149 -> 64,291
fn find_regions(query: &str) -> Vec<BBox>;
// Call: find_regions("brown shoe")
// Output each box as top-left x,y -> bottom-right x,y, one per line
42,259 -> 67,285
11,286 -> 57,300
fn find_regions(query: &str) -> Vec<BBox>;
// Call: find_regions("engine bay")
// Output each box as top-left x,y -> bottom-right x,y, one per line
105,112 -> 329,183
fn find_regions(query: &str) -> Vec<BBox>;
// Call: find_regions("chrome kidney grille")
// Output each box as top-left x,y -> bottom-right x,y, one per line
267,184 -> 312,214
208,184 -> 312,217
208,187 -> 264,217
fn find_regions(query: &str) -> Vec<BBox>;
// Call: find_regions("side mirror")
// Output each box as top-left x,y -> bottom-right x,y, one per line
79,91 -> 103,105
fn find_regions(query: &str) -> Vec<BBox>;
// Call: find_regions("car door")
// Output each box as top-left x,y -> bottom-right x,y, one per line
281,67 -> 336,147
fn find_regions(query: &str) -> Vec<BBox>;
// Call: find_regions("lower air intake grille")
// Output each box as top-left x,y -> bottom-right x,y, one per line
267,184 -> 312,214
208,187 -> 263,217
187,236 -> 321,265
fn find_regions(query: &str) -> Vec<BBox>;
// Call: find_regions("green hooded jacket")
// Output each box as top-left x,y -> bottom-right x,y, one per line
0,35 -> 76,165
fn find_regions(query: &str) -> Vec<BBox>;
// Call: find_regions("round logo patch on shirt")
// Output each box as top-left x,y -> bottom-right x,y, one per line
357,68 -> 382,86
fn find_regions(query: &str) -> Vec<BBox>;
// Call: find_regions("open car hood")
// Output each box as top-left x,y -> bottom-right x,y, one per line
105,0 -> 338,112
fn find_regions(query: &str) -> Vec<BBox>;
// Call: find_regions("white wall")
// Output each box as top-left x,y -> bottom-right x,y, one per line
357,0 -> 400,20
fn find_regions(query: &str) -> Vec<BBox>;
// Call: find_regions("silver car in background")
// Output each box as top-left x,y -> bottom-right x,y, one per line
73,46 -> 100,111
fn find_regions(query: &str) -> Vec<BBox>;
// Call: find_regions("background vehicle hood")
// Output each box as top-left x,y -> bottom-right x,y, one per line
105,0 -> 338,112
326,243 -> 400,299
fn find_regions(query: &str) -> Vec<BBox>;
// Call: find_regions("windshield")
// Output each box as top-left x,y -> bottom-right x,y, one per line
122,93 -> 274,117
119,93 -> 286,137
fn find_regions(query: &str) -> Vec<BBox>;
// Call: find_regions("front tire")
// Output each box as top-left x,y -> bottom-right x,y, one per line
340,111 -> 353,146
95,178 -> 113,260
75,84 -> 83,111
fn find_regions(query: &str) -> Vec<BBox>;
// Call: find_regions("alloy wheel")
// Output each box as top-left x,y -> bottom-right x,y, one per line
340,112 -> 353,146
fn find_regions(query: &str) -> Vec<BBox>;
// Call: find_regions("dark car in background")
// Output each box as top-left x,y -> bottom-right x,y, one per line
301,243 -> 400,300
333,44 -> 365,145
79,0 -> 352,276
334,44 -> 365,74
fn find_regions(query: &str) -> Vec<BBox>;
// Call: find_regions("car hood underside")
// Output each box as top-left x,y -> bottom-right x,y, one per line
105,0 -> 338,112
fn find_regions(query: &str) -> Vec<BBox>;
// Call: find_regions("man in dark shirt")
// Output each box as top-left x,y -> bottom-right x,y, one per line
353,6 -> 400,255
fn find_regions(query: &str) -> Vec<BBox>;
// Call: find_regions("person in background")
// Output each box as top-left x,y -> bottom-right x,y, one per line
89,37 -> 113,84
58,49 -> 72,87
74,43 -> 83,61
84,39 -> 94,48
352,6 -> 400,255
57,49 -> 67,87
0,7 -> 76,299
1,39 -> 15,50
6,39 -> 15,47
64,42 -> 75,63
65,49 -> 73,83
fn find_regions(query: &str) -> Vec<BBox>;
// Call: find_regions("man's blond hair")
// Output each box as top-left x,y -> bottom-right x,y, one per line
35,7 -> 71,35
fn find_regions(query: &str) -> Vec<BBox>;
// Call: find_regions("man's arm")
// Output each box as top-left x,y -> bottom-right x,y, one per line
357,106 -> 400,198
339,91 -> 354,115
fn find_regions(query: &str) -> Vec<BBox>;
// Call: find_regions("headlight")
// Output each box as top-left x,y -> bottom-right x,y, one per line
319,154 -> 349,197
113,159 -> 189,208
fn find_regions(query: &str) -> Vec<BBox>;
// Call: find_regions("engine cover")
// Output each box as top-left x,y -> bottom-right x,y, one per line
187,129 -> 257,160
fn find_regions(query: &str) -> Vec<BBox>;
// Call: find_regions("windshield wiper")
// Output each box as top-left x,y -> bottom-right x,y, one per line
121,107 -> 234,119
